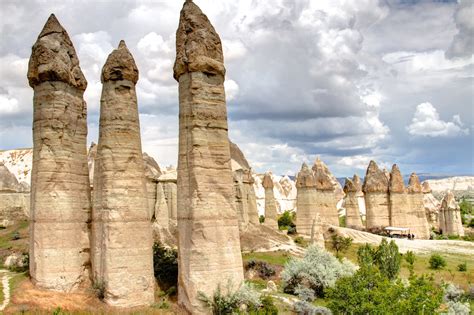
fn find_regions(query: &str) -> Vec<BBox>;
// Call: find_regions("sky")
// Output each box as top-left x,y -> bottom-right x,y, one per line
0,0 -> 472,177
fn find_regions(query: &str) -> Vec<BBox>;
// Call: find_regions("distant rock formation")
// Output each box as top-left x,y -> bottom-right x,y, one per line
262,172 -> 279,229
312,158 -> 340,226
91,41 -> 154,306
406,173 -> 431,239
173,1 -> 244,312
254,174 -> 297,215
422,181 -> 441,230
439,191 -> 464,236
27,14 -> 91,292
0,162 -> 29,227
343,175 -> 364,229
388,164 -> 410,228
363,160 -> 390,230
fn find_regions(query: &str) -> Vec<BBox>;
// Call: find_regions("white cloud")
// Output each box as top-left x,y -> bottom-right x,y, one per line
407,102 -> 469,137
224,79 -> 239,101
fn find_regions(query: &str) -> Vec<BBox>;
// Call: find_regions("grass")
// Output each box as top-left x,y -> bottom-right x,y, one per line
242,251 -> 291,267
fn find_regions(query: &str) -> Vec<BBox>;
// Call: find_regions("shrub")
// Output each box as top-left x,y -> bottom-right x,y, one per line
153,242 -> 178,290
457,262 -> 467,272
11,231 -> 20,240
357,243 -> 375,268
278,210 -> 296,230
338,215 -> 346,227
294,236 -> 307,247
329,234 -> 352,258
404,250 -> 416,275
429,253 -> 447,270
326,268 -> 443,314
357,239 -> 401,280
468,218 -> 474,228
444,283 -> 470,315
260,295 -> 278,315
245,260 -> 276,279
259,215 -> 265,224
294,301 -> 332,315
287,226 -> 297,235
281,245 -> 356,297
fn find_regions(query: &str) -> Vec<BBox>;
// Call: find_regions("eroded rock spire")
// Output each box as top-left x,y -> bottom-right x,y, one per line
363,161 -> 390,230
28,14 -> 91,291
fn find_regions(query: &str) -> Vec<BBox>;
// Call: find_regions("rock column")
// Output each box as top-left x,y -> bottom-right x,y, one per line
295,163 -> 317,235
363,161 -> 390,230
388,164 -> 409,227
173,1 -> 244,312
343,175 -> 364,229
406,173 -> 430,239
422,181 -> 441,230
263,172 -> 279,228
439,191 -> 464,236
27,14 -> 91,292
313,159 -> 339,226
91,41 -> 154,307
244,170 -> 260,225
234,169 -> 250,231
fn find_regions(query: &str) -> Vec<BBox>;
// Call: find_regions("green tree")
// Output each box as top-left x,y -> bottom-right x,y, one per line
278,210 -> 296,230
374,238 -> 401,280
404,250 -> 416,275
459,198 -> 472,224
357,243 -> 375,269
429,253 -> 447,270
330,234 -> 353,258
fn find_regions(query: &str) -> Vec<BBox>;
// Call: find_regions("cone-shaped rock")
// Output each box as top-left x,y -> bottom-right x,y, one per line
91,41 -> 154,307
388,164 -> 410,228
422,181 -> 440,230
296,163 -> 318,235
312,158 -> 339,225
28,14 -> 91,291
363,161 -> 390,230
343,177 -> 363,229
262,172 -> 279,229
406,173 -> 430,239
439,191 -> 464,236
173,1 -> 244,312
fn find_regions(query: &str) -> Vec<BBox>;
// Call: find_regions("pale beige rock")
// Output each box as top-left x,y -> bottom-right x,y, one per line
91,41 -> 154,307
234,169 -> 250,231
295,163 -> 317,235
174,1 -> 244,312
343,176 -> 363,229
422,181 -> 441,230
439,191 -> 464,236
0,162 -> 29,227
388,164 -> 410,228
262,172 -> 279,229
310,214 -> 326,248
406,173 -> 431,239
312,159 -> 339,226
28,14 -> 91,292
363,161 -> 390,230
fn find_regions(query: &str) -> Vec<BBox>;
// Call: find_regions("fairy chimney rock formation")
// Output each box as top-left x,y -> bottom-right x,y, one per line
388,164 -> 410,228
343,176 -> 363,229
173,1 -> 244,312
295,163 -> 318,235
422,181 -> 441,229
311,158 -> 339,225
262,172 -> 279,228
91,41 -> 154,307
439,191 -> 464,236
27,14 -> 91,292
363,160 -> 390,230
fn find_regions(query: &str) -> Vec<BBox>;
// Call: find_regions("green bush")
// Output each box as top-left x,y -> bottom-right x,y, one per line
459,198 -> 472,224
153,242 -> 178,290
357,239 -> 401,280
339,215 -> 346,227
245,260 -> 276,279
404,250 -> 416,275
287,226 -> 297,235
278,210 -> 296,230
260,295 -> 278,315
429,253 -> 447,270
329,234 -> 353,258
468,218 -> 474,228
259,215 -> 265,224
326,267 -> 443,314
457,262 -> 467,272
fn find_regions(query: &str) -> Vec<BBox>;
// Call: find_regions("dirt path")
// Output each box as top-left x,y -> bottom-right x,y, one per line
0,269 -> 11,311
332,226 -> 474,255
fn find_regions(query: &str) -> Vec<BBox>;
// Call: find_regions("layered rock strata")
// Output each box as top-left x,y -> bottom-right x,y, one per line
343,175 -> 364,229
27,14 -> 91,291
439,192 -> 464,236
91,41 -> 154,306
363,161 -> 390,230
407,173 -> 431,239
262,172 -> 279,228
173,1 -> 244,312
295,163 -> 318,235
233,169 -> 259,230
312,158 -> 339,226
422,181 -> 441,230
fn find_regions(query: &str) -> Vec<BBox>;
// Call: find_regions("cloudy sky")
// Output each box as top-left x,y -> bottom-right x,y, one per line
0,0 -> 472,177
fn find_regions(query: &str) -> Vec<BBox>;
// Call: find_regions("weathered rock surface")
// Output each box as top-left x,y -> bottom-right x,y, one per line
388,164 -> 410,228
439,191 -> 464,236
28,14 -> 91,292
91,41 -> 154,307
363,161 -> 390,230
174,1 -> 244,312
312,159 -> 340,226
422,181 -> 441,230
0,163 -> 29,227
295,163 -> 317,235
406,173 -> 431,239
343,175 -> 363,229
263,172 -> 279,229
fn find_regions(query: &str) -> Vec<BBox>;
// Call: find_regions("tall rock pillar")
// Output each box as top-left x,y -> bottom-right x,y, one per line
312,158 -> 339,226
173,1 -> 244,312
439,191 -> 464,236
363,161 -> 390,230
407,173 -> 431,239
388,164 -> 409,227
295,163 -> 317,235
262,172 -> 279,228
27,14 -> 91,292
91,41 -> 154,307
244,170 -> 260,225
343,175 -> 364,229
